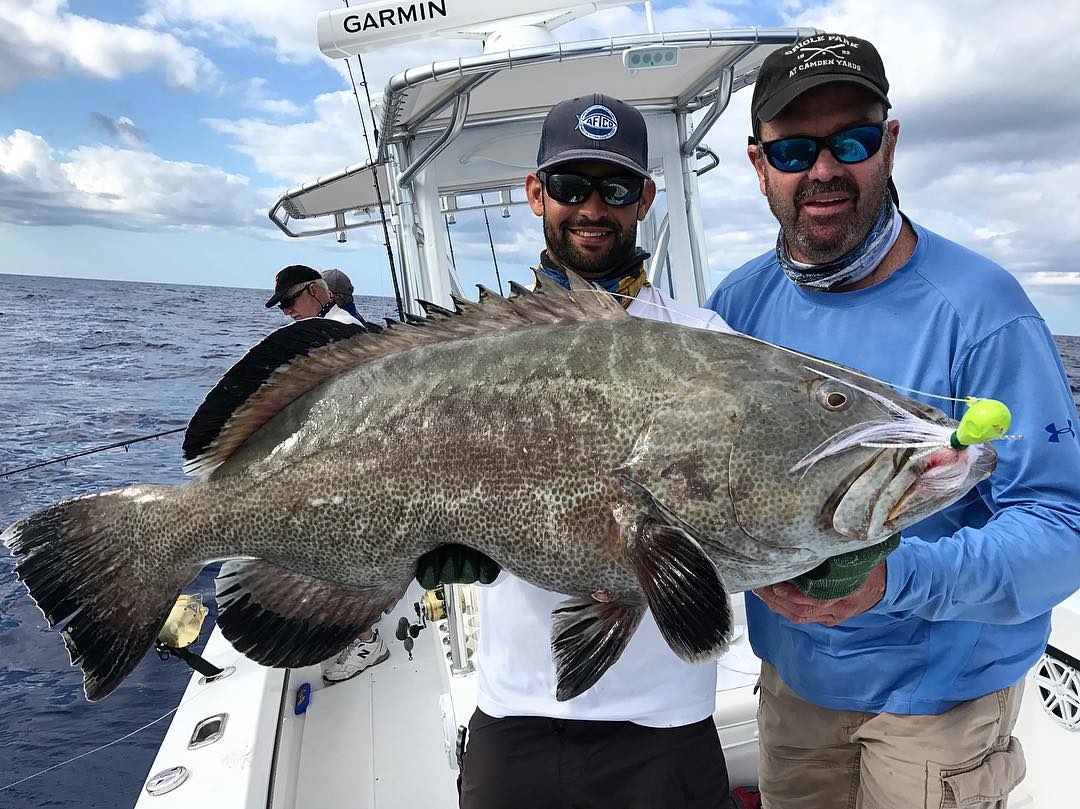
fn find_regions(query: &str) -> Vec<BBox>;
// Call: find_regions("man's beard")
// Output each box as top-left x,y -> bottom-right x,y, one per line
543,213 -> 640,278
765,158 -> 892,265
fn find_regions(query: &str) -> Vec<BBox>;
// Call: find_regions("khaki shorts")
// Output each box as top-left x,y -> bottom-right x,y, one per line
757,661 -> 1026,809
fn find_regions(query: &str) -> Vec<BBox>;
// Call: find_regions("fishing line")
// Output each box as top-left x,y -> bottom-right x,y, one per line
0,709 -> 180,793
343,0 -> 407,322
0,428 -> 186,478
599,289 -> 1012,416
0,652 -> 243,793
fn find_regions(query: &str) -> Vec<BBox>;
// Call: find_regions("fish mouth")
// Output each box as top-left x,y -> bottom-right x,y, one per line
831,442 -> 997,541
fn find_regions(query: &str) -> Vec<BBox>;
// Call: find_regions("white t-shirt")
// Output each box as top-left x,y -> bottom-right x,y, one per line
322,304 -> 364,325
476,285 -> 734,728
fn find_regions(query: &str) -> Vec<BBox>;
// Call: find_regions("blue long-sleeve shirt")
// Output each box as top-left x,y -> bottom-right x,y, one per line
706,220 -> 1080,714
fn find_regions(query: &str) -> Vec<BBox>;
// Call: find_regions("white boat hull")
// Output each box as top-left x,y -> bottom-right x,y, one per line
137,587 -> 1080,808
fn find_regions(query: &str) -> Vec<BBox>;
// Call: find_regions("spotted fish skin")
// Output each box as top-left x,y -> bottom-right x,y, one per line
2,278 -> 994,701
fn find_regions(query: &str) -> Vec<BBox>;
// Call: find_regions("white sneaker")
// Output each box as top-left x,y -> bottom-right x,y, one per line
321,630 -> 390,683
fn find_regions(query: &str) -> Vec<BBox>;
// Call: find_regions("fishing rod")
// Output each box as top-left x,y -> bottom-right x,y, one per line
343,0 -> 407,322
0,428 -> 185,478
445,214 -> 457,270
479,193 -> 505,295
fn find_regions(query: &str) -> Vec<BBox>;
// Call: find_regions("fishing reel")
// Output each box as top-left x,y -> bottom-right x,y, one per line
155,594 -> 230,682
423,587 -> 447,621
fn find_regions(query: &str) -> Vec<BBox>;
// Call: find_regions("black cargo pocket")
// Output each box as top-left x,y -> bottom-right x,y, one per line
929,736 -> 1026,808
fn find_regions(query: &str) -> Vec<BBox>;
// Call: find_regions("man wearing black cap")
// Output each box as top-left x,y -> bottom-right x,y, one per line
707,33 -> 1080,808
265,264 -> 365,326
455,93 -> 732,809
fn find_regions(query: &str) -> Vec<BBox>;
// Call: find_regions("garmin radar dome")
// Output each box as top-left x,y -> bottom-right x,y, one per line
318,0 -> 637,57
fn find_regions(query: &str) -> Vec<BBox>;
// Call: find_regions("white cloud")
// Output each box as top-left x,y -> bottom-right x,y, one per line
122,0 -> 1080,306
240,78 -> 306,117
686,0 -> 1080,287
0,129 -> 264,230
206,91 -> 363,184
205,36 -> 484,185
254,98 -> 307,117
1023,273 -> 1080,287
559,0 -> 739,39
140,0 -> 457,81
787,0 -> 1080,133
140,0 -> 331,64
0,0 -> 219,91
902,161 -> 1080,274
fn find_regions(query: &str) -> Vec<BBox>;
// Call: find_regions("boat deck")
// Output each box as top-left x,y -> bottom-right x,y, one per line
135,582 -> 762,807
135,589 -> 1080,807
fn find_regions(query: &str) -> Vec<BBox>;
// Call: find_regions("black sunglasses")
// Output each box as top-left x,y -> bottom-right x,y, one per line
278,283 -> 311,310
758,122 -> 888,173
538,171 -> 644,207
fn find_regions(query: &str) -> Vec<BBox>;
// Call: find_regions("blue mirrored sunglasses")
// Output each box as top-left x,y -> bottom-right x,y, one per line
759,122 -> 888,173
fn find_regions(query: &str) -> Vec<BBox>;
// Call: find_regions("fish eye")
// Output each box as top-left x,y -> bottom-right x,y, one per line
817,385 -> 851,411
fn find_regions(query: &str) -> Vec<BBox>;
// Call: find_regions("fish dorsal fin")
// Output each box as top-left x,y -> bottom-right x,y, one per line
183,318 -> 366,477
183,273 -> 626,477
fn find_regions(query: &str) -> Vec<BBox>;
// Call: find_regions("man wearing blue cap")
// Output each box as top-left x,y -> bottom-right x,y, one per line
708,32 -> 1080,808
454,93 -> 734,809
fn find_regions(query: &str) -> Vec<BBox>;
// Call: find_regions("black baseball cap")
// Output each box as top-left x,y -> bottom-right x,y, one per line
751,33 -> 890,131
537,94 -> 649,178
265,264 -> 321,308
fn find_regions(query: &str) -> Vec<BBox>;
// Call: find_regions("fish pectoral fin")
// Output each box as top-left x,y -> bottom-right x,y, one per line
614,472 -> 688,530
627,521 -> 733,663
215,560 -> 406,668
551,598 -> 644,702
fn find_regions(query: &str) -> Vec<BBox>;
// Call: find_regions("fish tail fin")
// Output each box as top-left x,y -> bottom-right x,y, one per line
3,486 -> 199,701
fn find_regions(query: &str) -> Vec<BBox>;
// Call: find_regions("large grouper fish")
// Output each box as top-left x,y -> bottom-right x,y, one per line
3,274 -> 996,702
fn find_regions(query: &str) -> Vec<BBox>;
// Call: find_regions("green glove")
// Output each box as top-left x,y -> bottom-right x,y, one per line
791,533 -> 900,600
415,544 -> 501,590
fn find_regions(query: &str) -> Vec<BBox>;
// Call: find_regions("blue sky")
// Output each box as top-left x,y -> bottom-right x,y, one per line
2,0 -> 1079,334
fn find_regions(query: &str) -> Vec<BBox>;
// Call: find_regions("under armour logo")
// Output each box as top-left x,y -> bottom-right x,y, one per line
1045,419 -> 1076,443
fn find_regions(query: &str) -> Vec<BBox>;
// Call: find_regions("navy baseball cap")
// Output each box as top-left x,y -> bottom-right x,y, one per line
537,94 -> 649,178
751,33 -> 890,131
265,264 -> 321,308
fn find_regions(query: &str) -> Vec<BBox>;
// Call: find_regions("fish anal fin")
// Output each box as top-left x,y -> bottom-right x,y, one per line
628,522 -> 732,662
551,598 -> 644,701
215,560 -> 406,668
182,318 -> 369,477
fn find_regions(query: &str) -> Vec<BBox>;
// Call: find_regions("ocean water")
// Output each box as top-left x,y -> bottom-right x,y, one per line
0,274 -> 398,808
0,273 -> 1077,808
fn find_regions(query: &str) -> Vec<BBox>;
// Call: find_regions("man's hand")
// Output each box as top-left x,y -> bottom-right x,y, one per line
753,561 -> 887,627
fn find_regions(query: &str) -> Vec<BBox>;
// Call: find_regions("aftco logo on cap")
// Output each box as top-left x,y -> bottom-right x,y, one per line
577,105 -> 618,140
